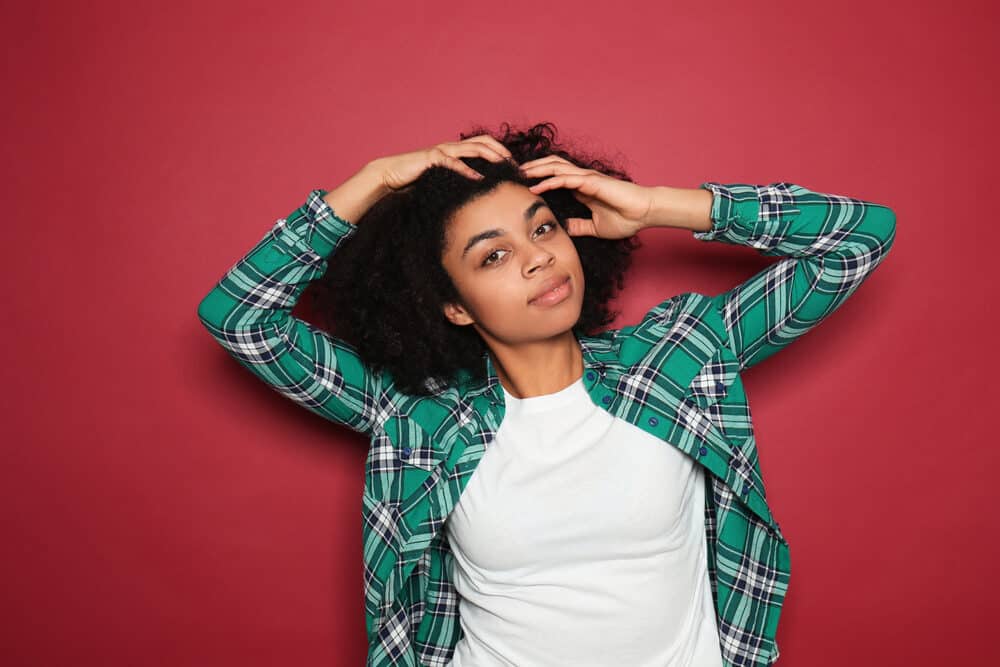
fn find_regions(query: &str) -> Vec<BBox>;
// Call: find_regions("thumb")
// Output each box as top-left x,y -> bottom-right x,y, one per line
565,217 -> 597,237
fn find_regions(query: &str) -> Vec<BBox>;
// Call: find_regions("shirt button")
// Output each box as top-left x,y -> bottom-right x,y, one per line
698,446 -> 708,457
648,416 -> 659,426
715,381 -> 726,393
401,446 -> 412,457
586,371 -> 595,381
742,484 -> 751,495
601,395 -> 612,405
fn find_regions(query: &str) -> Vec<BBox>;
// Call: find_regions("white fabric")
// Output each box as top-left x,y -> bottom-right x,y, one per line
443,375 -> 724,666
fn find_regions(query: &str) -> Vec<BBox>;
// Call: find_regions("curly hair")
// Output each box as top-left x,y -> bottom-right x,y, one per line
310,121 -> 642,396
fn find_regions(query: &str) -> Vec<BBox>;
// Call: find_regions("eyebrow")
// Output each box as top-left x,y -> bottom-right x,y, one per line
461,199 -> 550,259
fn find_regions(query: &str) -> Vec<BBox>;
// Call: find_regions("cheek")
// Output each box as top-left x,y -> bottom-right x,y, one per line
450,269 -> 512,317
559,238 -> 584,271
441,261 -> 482,315
478,272 -> 524,312
465,272 -> 533,327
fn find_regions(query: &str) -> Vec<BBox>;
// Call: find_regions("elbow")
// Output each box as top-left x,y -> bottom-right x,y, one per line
196,289 -> 224,331
864,203 -> 897,256
877,205 -> 897,254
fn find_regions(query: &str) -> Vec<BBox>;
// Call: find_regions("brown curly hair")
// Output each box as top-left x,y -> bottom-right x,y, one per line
310,121 -> 642,396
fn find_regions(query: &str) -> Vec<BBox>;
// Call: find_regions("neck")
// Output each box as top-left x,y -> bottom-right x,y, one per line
483,328 -> 584,399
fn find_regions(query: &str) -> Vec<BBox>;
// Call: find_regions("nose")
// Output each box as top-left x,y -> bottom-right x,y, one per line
523,244 -> 555,277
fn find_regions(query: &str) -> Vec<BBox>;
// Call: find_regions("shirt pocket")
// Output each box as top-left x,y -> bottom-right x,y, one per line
682,344 -> 742,411
381,414 -> 447,472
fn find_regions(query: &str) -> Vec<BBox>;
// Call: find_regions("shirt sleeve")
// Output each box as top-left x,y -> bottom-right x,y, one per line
196,188 -> 383,435
693,181 -> 897,372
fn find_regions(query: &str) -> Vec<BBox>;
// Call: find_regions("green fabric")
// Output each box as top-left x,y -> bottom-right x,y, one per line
197,181 -> 896,666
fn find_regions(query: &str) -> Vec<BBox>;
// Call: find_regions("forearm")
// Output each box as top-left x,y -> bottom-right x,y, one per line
321,160 -> 390,226
689,181 -> 896,259
675,181 -> 897,370
641,185 -> 714,232
197,189 -> 355,331
196,184 -> 385,434
197,165 -> 387,330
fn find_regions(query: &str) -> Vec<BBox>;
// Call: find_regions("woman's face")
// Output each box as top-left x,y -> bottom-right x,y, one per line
440,182 -> 586,348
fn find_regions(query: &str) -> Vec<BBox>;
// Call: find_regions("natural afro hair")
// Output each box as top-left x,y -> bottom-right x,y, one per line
310,121 -> 641,396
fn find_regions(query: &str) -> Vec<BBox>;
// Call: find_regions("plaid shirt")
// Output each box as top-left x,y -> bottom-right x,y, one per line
197,180 -> 896,666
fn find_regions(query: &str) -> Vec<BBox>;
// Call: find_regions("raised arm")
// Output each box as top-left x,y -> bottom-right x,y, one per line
516,157 -> 897,373
196,165 -> 389,435
197,136 -> 518,434
666,181 -> 897,371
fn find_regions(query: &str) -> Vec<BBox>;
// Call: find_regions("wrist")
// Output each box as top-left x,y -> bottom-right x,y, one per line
641,185 -> 713,232
358,159 -> 392,198
321,162 -> 390,224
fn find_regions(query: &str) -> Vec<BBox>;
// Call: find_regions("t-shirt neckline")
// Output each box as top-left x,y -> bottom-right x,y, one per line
501,375 -> 587,416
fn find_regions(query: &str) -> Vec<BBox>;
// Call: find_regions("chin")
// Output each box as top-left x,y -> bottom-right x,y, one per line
538,303 -> 584,337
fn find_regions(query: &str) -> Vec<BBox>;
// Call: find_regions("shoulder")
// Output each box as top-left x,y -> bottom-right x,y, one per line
610,292 -> 725,359
368,371 -> 479,443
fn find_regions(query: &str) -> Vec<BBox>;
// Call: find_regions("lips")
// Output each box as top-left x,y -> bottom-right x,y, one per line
528,275 -> 571,305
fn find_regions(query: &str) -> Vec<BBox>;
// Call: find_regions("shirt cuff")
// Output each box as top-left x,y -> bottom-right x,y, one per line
693,182 -> 743,241
270,188 -> 359,259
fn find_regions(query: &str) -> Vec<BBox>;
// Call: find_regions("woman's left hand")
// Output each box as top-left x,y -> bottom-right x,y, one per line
519,155 -> 654,239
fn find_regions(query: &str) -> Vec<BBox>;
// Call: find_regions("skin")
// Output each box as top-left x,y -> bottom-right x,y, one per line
440,182 -> 587,399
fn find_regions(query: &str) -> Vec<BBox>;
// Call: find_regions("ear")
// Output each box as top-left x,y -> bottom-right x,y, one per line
442,301 -> 476,326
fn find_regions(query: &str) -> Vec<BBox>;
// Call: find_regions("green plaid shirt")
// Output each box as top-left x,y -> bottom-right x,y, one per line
197,180 -> 896,666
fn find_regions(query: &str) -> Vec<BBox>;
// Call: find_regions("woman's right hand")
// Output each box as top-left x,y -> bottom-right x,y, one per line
370,135 -> 516,192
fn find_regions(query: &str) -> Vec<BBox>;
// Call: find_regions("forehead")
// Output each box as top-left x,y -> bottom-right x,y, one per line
451,182 -> 546,229
453,183 -> 542,225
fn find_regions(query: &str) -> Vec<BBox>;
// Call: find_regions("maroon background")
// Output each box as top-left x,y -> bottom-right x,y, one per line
4,0 -> 996,664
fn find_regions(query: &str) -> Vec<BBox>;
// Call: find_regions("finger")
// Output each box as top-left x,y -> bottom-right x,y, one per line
439,154 -> 484,180
521,161 -> 591,178
448,140 -> 509,164
527,173 -> 598,195
466,135 -> 514,161
565,217 -> 598,237
520,154 -> 575,170
457,136 -> 514,162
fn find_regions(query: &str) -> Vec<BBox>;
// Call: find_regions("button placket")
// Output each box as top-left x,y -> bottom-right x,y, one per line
728,446 -> 754,496
585,363 -> 611,408
586,363 -> 607,383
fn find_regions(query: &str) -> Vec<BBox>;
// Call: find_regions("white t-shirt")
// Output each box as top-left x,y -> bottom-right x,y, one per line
443,375 -> 724,666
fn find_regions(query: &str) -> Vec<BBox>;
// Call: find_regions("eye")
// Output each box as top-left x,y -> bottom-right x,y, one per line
534,221 -> 557,236
480,222 -> 558,267
482,248 -> 509,266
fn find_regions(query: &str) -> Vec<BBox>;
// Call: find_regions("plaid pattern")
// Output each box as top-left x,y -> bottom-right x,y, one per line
197,181 -> 896,666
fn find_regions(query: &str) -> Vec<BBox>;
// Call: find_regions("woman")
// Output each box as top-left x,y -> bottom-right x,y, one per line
196,122 -> 896,667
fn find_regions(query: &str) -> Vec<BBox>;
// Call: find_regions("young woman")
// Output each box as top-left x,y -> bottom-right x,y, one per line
196,122 -> 896,667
